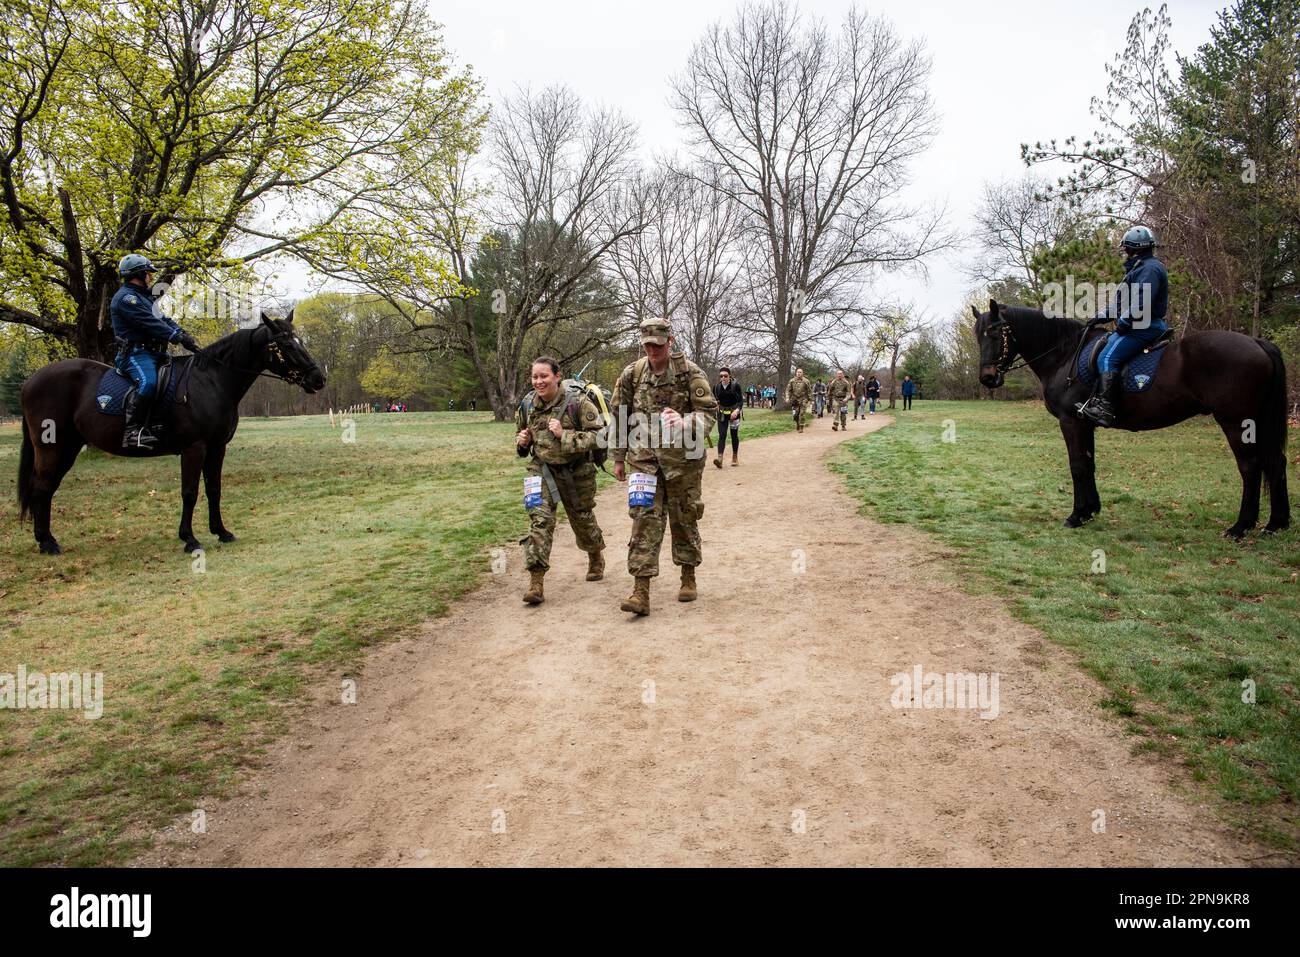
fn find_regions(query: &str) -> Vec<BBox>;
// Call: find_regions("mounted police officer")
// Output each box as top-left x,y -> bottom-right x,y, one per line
110,254 -> 201,449
1078,226 -> 1169,428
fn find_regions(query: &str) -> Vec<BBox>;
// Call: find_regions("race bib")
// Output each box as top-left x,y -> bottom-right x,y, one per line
523,475 -> 543,510
628,472 -> 657,508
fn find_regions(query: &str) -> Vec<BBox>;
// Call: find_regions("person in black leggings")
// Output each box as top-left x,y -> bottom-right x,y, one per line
713,367 -> 744,467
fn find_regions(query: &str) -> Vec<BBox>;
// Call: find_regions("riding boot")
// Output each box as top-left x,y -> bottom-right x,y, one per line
522,569 -> 545,605
121,390 -> 159,450
1080,371 -> 1121,428
678,565 -> 697,602
586,550 -> 605,582
621,576 -> 651,616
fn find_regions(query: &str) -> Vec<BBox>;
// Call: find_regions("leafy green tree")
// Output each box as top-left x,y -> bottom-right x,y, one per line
900,331 -> 944,398
0,0 -> 482,360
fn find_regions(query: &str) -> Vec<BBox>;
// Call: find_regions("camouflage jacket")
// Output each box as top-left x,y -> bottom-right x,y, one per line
786,376 -> 813,404
827,378 -> 852,403
611,352 -> 716,467
515,389 -> 603,468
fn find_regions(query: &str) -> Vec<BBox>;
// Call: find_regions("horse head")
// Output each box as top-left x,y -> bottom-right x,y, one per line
972,299 -> 1016,389
259,310 -> 326,394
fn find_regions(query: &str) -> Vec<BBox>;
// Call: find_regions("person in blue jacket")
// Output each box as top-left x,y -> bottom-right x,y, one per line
900,375 -> 915,410
110,254 -> 201,448
1078,226 -> 1169,428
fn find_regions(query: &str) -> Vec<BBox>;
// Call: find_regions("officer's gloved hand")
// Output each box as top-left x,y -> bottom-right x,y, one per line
176,331 -> 201,353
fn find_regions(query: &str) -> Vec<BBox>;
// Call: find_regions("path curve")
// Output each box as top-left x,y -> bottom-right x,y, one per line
144,415 -> 1258,866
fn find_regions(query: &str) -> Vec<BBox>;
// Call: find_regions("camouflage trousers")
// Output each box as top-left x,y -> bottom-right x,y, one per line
625,458 -> 706,577
522,460 -> 605,571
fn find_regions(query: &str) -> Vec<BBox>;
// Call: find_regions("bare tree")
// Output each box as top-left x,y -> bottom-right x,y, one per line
671,1 -> 949,401
314,84 -> 641,419
967,176 -> 1076,297
869,307 -> 930,408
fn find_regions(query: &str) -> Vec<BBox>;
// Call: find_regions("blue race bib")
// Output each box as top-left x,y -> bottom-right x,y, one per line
524,475 -> 543,510
628,472 -> 657,508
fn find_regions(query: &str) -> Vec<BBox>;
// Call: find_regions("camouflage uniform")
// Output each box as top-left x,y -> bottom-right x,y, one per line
515,389 -> 606,571
827,377 -> 852,428
785,375 -> 813,425
612,331 -> 717,578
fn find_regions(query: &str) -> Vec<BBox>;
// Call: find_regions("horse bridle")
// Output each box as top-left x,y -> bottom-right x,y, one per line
985,314 -> 1074,374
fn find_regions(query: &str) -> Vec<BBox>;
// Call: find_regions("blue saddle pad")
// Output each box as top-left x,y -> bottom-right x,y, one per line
94,359 -> 190,416
1077,337 -> 1169,393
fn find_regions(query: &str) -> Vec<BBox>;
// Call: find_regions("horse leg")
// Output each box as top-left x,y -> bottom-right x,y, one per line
178,442 -> 206,553
28,421 -> 85,555
203,444 -> 236,542
1264,450 -> 1290,533
1058,416 -> 1100,527
1216,413 -> 1262,539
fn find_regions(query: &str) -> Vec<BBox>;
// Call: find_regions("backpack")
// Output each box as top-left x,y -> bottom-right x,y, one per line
519,378 -> 612,469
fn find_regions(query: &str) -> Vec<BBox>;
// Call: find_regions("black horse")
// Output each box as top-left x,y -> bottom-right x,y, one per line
18,312 -> 325,554
972,300 -> 1290,538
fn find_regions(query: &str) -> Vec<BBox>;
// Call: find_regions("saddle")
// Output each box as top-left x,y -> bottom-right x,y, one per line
1076,328 -> 1174,393
95,355 -> 194,417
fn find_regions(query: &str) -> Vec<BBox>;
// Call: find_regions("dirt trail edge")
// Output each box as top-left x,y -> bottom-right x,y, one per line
144,415 -> 1260,866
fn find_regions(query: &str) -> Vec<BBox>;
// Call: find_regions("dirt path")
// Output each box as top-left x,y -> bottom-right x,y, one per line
144,415 -> 1259,866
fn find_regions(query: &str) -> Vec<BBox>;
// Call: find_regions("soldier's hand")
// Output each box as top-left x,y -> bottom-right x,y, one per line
516,429 -> 531,448
547,417 -> 563,438
660,407 -> 682,430
613,461 -> 626,482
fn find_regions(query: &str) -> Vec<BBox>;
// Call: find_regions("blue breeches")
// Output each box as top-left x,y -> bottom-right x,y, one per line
1097,327 -> 1166,373
116,348 -> 162,399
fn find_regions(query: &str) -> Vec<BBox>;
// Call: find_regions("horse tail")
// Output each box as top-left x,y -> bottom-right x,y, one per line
18,415 -> 34,523
1256,338 -> 1288,484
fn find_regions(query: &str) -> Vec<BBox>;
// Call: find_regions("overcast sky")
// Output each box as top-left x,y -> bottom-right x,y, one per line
290,0 -> 1225,334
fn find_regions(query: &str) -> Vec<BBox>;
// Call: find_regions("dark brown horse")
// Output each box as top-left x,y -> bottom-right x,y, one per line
972,300 -> 1290,538
17,312 -> 325,554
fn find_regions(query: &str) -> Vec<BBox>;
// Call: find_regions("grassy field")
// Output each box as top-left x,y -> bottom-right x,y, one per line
834,400 -> 1300,848
0,406 -> 791,866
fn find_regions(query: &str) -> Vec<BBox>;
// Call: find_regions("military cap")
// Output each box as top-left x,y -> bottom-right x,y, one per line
638,317 -> 672,345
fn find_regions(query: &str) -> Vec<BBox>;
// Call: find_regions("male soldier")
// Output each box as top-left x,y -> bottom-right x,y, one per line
827,369 -> 852,431
515,356 -> 606,605
785,368 -> 813,432
611,318 -> 717,615
852,374 -> 868,419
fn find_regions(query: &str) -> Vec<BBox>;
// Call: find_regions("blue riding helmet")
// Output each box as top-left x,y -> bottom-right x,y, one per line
1120,226 -> 1157,251
118,253 -> 158,280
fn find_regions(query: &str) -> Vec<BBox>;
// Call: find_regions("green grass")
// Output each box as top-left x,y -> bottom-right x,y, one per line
0,407 -> 792,866
833,400 -> 1300,848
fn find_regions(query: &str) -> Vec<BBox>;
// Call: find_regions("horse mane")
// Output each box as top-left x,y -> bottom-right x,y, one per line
1000,305 -> 1088,358
192,324 -> 265,371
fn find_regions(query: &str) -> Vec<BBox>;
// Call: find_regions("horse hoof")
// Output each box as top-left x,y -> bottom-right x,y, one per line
39,540 -> 62,555
183,540 -> 203,553
1263,523 -> 1288,535
1223,526 -> 1248,541
216,531 -> 237,543
1062,515 -> 1084,528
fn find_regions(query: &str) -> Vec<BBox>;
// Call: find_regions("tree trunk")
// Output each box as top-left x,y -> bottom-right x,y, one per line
888,343 -> 900,409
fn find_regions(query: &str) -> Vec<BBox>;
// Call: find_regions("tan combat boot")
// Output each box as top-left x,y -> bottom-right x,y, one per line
678,565 -> 697,602
586,550 -> 605,581
731,450 -> 738,467
522,569 -> 545,605
620,576 -> 651,616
